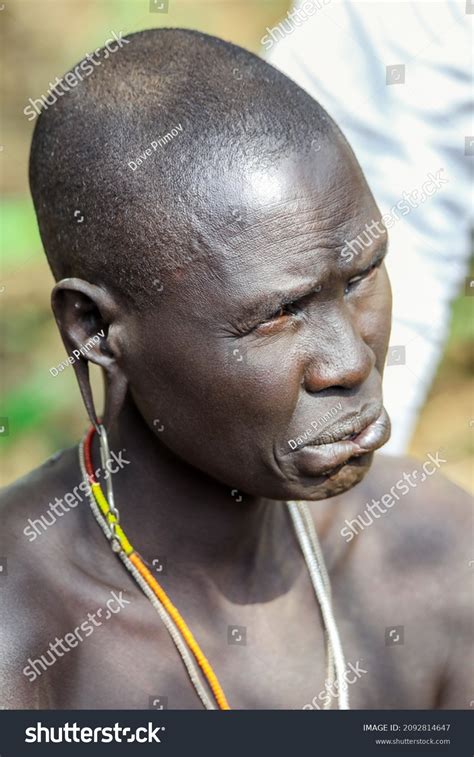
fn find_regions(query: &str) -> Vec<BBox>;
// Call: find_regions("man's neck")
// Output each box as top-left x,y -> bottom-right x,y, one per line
94,397 -> 304,604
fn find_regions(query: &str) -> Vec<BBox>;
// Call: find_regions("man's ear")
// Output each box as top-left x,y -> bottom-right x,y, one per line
51,278 -> 128,429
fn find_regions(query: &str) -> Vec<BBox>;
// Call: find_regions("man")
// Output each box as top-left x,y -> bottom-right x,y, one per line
0,29 -> 471,709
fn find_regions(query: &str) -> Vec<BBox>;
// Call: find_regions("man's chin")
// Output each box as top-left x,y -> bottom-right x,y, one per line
284,452 -> 374,501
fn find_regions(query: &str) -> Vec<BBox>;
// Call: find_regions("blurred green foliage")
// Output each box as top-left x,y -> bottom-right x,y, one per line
1,199 -> 41,266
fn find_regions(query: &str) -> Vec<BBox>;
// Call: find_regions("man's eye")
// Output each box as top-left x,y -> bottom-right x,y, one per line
345,261 -> 381,294
254,302 -> 300,334
267,302 -> 299,322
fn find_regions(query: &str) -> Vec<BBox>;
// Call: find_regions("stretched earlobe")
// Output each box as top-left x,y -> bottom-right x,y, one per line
74,353 -> 128,434
51,278 -> 128,433
75,353 -> 100,431
101,362 -> 128,429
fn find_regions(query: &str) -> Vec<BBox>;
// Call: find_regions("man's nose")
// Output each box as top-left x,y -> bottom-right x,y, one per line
302,313 -> 375,393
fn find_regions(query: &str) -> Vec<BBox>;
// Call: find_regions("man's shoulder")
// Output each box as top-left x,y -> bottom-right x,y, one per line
305,454 -> 472,707
306,450 -> 472,594
0,447 -> 83,705
337,451 -> 472,610
366,451 -> 471,531
0,446 -> 79,552
0,445 -> 138,707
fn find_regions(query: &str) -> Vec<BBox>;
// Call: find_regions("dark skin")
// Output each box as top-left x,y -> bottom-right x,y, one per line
0,134 -> 472,710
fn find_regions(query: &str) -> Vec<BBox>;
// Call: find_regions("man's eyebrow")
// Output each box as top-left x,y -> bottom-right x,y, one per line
238,242 -> 389,325
353,240 -> 389,273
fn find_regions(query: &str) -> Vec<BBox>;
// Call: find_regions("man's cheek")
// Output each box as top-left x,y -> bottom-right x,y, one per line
372,321 -> 391,375
378,283 -> 393,369
364,279 -> 392,371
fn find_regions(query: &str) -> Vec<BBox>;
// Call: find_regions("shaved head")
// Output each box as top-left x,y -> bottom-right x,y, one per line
29,28 -> 339,310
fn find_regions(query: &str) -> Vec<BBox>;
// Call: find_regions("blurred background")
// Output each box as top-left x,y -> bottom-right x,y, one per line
0,0 -> 472,491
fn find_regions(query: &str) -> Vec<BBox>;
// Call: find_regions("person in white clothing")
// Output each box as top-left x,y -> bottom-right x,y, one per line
264,0 -> 473,452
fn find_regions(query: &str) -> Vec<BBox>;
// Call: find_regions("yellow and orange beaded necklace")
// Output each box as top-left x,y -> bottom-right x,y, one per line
80,425 -> 349,710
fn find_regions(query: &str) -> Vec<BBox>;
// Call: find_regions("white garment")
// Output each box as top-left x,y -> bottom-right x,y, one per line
265,0 -> 473,452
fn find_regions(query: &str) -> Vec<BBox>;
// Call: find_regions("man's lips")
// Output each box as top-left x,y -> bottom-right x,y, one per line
301,404 -> 385,449
288,407 -> 391,478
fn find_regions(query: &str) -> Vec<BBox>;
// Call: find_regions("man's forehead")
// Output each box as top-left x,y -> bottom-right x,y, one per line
163,140 -> 380,307
205,146 -> 379,271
